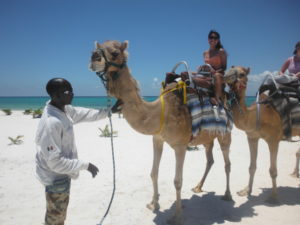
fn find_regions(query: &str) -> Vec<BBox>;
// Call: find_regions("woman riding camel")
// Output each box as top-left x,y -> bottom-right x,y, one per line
200,30 -> 227,105
280,41 -> 300,77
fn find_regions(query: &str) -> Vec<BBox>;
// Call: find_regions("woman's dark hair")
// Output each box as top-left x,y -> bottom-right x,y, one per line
208,30 -> 224,50
46,78 -> 72,97
293,42 -> 300,55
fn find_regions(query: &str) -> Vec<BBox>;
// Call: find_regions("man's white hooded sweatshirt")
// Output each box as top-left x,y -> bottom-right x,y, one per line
35,102 -> 109,186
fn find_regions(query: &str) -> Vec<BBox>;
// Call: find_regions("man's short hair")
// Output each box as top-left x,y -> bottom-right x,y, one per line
46,78 -> 72,97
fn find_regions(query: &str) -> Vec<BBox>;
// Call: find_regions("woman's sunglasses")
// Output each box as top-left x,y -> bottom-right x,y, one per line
209,36 -> 219,40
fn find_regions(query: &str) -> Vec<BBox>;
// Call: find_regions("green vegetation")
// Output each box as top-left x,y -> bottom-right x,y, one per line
2,109 -> 12,115
23,109 -> 33,115
32,108 -> 43,118
186,146 -> 200,151
8,135 -> 24,145
99,125 -> 118,137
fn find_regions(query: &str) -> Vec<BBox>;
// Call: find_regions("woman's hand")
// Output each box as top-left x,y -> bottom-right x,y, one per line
192,77 -> 212,88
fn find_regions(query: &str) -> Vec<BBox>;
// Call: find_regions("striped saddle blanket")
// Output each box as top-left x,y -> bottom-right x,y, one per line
187,93 -> 233,137
270,97 -> 300,133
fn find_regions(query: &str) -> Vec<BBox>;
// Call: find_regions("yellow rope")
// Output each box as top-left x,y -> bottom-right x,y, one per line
155,81 -> 187,134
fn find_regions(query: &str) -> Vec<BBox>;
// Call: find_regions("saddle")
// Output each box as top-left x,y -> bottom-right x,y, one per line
259,76 -> 300,139
259,78 -> 300,100
164,65 -> 215,100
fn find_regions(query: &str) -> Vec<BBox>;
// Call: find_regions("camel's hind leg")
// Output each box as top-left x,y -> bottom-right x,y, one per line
219,133 -> 232,201
147,136 -> 163,211
192,141 -> 214,193
291,148 -> 300,178
237,136 -> 258,197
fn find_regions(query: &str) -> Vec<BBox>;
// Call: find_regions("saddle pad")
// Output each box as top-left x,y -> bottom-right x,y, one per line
271,97 -> 300,131
187,93 -> 233,137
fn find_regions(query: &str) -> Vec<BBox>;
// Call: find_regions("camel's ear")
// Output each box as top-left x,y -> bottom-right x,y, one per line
245,67 -> 250,75
121,40 -> 129,51
95,41 -> 103,49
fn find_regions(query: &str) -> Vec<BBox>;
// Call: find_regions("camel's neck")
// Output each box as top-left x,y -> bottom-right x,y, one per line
114,67 -> 161,135
231,88 -> 254,130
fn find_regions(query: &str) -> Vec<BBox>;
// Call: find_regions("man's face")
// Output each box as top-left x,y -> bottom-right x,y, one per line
58,86 -> 74,105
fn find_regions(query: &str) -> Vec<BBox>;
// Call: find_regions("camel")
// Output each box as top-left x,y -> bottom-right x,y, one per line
223,66 -> 300,203
89,40 -> 232,224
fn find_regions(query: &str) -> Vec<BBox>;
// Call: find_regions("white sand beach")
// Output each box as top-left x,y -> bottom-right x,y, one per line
0,111 -> 299,225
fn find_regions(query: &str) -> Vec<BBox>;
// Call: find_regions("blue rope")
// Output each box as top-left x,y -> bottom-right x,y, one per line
97,96 -> 116,225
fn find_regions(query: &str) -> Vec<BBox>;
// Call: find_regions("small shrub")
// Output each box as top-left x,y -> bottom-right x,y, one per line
187,146 -> 200,151
8,135 -> 24,145
2,109 -> 12,115
23,109 -> 32,115
99,125 -> 118,137
32,108 -> 43,118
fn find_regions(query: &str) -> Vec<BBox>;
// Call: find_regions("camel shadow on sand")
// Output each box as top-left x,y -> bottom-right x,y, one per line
152,186 -> 300,225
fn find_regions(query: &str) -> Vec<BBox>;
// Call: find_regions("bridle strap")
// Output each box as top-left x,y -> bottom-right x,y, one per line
95,48 -> 127,91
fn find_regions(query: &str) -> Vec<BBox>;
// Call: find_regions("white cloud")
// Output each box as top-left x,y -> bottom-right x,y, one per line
152,77 -> 161,89
247,70 -> 279,96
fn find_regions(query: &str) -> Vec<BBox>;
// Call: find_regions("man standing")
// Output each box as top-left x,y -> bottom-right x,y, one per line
35,78 -> 109,225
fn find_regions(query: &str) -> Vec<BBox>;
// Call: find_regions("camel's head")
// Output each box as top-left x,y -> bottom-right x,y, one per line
89,40 -> 128,73
89,40 -> 130,97
224,66 -> 250,92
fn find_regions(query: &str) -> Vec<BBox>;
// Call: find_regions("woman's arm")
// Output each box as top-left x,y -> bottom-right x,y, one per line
280,58 -> 290,75
218,49 -> 227,72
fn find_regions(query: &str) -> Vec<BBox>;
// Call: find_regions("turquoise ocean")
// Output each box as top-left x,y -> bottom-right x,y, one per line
0,96 -> 256,110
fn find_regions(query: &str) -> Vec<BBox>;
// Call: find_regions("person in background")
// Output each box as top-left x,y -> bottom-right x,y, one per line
35,78 -> 111,225
280,41 -> 300,77
200,30 -> 227,105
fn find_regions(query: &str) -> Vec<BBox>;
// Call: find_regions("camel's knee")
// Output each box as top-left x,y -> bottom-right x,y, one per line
249,165 -> 257,174
150,171 -> 158,181
174,178 -> 183,191
207,159 -> 214,167
269,168 -> 277,179
225,162 -> 231,173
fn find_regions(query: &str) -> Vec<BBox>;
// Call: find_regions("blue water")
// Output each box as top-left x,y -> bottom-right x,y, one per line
0,96 -> 256,110
0,96 -> 157,110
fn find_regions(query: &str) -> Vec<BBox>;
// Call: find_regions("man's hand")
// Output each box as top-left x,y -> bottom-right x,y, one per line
87,163 -> 99,178
111,99 -> 123,113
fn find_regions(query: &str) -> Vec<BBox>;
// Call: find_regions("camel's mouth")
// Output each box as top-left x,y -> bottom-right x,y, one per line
89,61 -> 106,72
89,50 -> 106,72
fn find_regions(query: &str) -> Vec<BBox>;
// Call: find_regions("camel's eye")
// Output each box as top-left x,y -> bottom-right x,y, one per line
239,73 -> 245,78
92,52 -> 101,61
111,51 -> 119,59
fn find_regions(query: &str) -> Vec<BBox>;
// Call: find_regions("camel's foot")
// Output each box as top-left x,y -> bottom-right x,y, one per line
265,195 -> 279,204
290,170 -> 299,178
191,184 -> 204,193
167,213 -> 182,225
146,201 -> 160,212
221,191 -> 233,201
237,187 -> 251,197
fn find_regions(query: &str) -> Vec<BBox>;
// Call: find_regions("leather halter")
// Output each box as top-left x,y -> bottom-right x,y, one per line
94,48 -> 127,91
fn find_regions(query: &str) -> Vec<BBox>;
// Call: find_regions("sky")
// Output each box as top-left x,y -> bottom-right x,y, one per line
0,0 -> 299,96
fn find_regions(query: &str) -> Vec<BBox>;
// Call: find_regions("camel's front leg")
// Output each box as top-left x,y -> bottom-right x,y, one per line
192,142 -> 214,193
266,140 -> 279,204
168,145 -> 186,225
147,136 -> 164,211
220,133 -> 232,201
237,136 -> 258,197
291,148 -> 300,178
